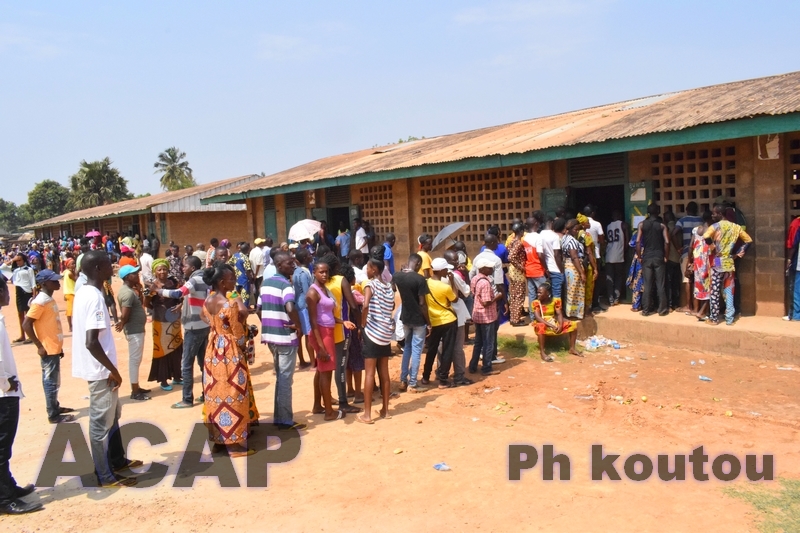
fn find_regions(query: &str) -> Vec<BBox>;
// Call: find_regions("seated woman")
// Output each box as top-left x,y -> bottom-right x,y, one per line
530,282 -> 581,362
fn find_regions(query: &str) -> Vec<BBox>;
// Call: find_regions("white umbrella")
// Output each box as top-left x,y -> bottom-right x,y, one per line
288,219 -> 321,242
432,221 -> 469,250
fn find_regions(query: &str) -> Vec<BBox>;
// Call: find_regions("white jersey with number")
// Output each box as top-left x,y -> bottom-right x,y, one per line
605,221 -> 625,264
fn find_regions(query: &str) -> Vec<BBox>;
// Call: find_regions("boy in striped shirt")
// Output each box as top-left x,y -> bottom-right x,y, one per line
260,251 -> 305,431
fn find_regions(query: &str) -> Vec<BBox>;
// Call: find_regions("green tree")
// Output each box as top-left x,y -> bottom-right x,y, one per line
68,158 -> 132,209
24,180 -> 71,222
154,147 -> 196,191
0,199 -> 32,233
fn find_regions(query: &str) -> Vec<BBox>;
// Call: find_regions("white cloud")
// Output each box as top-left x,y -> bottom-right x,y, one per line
0,24 -> 65,59
454,0 -> 614,25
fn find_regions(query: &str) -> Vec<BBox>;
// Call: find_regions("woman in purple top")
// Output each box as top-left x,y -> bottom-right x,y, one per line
307,262 -> 354,421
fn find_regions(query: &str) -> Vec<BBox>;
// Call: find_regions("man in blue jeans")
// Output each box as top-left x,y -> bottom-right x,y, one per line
22,269 -> 76,423
261,251 -> 306,430
393,254 -> 431,393
72,250 -> 141,488
152,256 -> 210,408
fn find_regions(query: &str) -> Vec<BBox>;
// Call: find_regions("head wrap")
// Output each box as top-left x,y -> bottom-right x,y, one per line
152,258 -> 169,272
64,258 -> 75,269
576,214 -> 588,225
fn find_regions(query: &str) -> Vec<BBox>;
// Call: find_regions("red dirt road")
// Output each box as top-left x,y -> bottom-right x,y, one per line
0,281 -> 797,532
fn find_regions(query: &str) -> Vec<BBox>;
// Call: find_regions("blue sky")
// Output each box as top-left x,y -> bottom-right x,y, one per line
1,1 -> 798,205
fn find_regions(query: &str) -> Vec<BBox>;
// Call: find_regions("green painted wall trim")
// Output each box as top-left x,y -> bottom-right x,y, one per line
202,113 -> 800,204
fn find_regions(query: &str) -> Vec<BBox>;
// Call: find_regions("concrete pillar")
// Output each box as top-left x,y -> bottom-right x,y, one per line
275,194 -> 287,243
750,136 -> 786,316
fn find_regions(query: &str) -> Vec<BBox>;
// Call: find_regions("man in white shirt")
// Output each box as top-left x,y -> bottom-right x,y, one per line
250,238 -> 267,307
353,218 -> 369,258
72,251 -> 140,488
583,205 -> 606,312
539,218 -> 564,299
139,245 -> 154,283
0,273 -> 43,514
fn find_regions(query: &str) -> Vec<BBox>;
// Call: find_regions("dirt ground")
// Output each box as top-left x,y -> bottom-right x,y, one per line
1,279 -> 798,532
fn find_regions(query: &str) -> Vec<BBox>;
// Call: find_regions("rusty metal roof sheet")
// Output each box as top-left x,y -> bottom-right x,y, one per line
205,70 -> 800,200
26,174 -> 260,229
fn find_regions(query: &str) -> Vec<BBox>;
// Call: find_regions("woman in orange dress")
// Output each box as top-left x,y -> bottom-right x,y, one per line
531,282 -> 581,362
202,263 -> 259,457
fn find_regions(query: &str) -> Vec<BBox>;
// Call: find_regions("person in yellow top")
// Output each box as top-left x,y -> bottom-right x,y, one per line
421,258 -> 459,388
319,254 -> 362,414
417,234 -> 433,278
702,205 -> 752,325
62,258 -> 76,332
22,269 -> 76,424
577,214 -> 598,315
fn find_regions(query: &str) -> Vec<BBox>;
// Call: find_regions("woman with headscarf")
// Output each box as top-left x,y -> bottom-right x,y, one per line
506,221 -> 527,326
558,219 -> 586,320
576,214 -> 598,316
144,258 -> 183,391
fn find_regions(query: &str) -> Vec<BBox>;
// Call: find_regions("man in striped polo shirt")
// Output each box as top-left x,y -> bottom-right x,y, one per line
261,251 -> 305,431
150,256 -> 209,408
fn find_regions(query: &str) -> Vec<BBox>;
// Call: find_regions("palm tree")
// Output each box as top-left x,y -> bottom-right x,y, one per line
68,158 -> 132,209
154,147 -> 196,191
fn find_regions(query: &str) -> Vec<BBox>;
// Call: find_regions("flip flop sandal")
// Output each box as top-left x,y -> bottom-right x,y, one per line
160,384 -> 173,391
356,413 -> 374,425
342,405 -> 362,414
541,355 -> 555,362
326,410 -> 345,421
375,410 -> 392,419
353,397 -> 365,404
171,401 -> 194,409
113,459 -> 144,472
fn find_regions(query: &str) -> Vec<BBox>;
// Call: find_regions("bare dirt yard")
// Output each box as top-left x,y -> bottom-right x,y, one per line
1,281 -> 798,532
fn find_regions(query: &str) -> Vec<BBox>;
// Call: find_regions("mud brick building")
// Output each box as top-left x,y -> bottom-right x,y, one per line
26,174 -> 262,253
201,71 -> 800,317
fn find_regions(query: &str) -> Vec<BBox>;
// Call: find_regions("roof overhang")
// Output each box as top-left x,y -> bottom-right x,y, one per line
202,112 -> 800,204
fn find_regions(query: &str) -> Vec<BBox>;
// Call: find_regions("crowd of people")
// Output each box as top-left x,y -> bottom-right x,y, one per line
0,197 -> 785,512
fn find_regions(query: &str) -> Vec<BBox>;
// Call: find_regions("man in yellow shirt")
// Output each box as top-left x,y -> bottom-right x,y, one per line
421,258 -> 459,388
22,270 -> 76,423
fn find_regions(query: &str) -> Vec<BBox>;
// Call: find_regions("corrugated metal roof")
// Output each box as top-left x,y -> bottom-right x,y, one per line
26,174 -> 260,229
205,70 -> 800,200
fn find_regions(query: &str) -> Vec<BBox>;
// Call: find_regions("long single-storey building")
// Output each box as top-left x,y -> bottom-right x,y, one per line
202,71 -> 800,317
26,174 -> 264,250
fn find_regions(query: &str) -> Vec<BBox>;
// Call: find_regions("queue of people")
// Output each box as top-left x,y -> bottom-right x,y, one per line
0,198 -> 773,513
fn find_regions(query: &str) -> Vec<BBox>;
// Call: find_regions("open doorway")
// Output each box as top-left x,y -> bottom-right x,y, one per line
327,207 -> 351,234
571,184 -> 625,231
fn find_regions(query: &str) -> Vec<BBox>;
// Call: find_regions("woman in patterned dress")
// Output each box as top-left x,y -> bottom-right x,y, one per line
687,211 -> 713,320
506,222 -> 528,326
577,214 -> 597,315
558,219 -> 586,320
144,259 -> 183,391
201,263 -> 259,458
626,233 -> 644,311
530,282 -> 580,361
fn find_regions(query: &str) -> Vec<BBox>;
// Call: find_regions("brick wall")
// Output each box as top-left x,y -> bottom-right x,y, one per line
751,136 -> 787,316
165,211 -> 249,249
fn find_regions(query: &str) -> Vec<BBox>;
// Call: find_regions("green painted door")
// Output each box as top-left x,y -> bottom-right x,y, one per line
285,207 -> 306,239
264,209 -> 277,240
541,188 -> 567,218
624,181 -> 653,229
